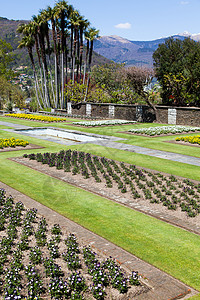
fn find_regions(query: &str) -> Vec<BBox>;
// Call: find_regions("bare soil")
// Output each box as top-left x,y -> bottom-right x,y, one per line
0,144 -> 44,153
0,189 -> 149,299
120,130 -> 200,137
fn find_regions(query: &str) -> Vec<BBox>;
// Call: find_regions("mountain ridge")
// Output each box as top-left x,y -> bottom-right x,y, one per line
94,33 -> 200,67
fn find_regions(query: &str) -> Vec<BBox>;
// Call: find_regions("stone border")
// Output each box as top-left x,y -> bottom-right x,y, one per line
0,181 -> 197,299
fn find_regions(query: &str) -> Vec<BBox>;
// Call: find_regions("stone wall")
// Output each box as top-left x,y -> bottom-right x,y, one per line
53,103 -> 200,126
156,106 -> 200,126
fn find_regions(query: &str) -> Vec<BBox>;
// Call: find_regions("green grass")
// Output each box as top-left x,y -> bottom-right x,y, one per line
0,128 -> 200,181
1,115 -> 200,157
1,118 -> 200,293
0,158 -> 200,290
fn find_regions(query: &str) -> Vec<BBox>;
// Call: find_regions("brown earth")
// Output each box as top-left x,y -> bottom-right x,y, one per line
0,143 -> 44,153
0,190 -> 148,299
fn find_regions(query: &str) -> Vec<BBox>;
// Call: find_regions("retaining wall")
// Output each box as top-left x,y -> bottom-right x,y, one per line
53,103 -> 200,126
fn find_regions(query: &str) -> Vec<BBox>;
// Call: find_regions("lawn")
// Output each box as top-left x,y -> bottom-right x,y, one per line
0,118 -> 200,297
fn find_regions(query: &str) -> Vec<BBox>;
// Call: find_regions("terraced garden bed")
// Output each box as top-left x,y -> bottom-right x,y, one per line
176,135 -> 200,145
0,137 -> 29,149
5,113 -> 67,123
127,125 -> 200,136
0,188 -> 148,300
14,150 -> 200,234
72,120 -> 137,127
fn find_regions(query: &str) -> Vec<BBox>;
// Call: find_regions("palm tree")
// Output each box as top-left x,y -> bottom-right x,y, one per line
40,9 -> 56,107
33,14 -> 51,108
54,1 -> 73,108
17,22 -> 44,107
84,27 -> 100,101
69,10 -> 81,84
17,1 -> 99,109
28,20 -> 45,103
79,18 -> 90,83
18,35 -> 42,109
44,5 -> 60,108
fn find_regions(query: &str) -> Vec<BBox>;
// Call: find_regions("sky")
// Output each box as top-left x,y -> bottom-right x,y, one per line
1,0 -> 200,41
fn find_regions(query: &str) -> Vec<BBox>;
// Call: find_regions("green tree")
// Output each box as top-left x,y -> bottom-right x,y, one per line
0,76 -> 25,110
153,37 -> 200,106
91,63 -> 146,104
0,39 -> 14,79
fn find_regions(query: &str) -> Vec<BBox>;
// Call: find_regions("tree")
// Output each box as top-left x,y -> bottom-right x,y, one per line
84,27 -> 99,101
153,37 -> 200,106
90,63 -> 152,105
0,76 -> 25,110
125,66 -> 157,118
18,34 -> 42,109
18,0 -> 97,109
0,39 -> 14,79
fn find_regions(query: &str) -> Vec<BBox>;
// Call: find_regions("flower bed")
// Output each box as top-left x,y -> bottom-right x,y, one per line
24,150 -> 200,218
0,188 -> 143,299
5,113 -> 66,123
0,137 -> 29,149
72,120 -> 136,127
128,125 -> 200,136
176,135 -> 200,145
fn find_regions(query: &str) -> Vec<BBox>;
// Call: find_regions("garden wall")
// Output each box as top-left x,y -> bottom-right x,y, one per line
53,103 -> 200,126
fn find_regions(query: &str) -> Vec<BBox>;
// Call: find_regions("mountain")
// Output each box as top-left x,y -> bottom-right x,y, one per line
0,17 -> 111,70
93,33 -> 198,67
1,17 -> 199,69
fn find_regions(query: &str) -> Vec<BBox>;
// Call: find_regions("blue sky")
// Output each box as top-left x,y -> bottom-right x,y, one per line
1,0 -> 200,41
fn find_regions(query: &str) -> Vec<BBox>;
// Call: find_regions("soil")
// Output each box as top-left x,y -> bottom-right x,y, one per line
165,140 -> 200,148
12,155 -> 200,236
71,122 -> 138,128
120,130 -> 200,137
0,189 -> 149,300
0,144 -> 44,153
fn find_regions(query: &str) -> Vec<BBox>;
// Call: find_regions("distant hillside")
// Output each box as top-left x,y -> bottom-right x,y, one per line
93,34 -> 198,67
1,17 -> 199,69
0,17 -> 111,70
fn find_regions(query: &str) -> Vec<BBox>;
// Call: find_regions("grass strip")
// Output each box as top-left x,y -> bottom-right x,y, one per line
0,158 -> 200,290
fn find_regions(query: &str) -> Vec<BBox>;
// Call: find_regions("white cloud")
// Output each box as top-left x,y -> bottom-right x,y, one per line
115,22 -> 131,29
180,1 -> 189,4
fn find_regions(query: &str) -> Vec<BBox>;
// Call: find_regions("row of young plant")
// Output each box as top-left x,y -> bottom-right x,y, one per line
0,137 -> 29,149
0,188 -> 141,300
128,125 -> 200,136
72,120 -> 136,127
24,150 -> 200,217
176,135 -> 200,145
5,113 -> 66,123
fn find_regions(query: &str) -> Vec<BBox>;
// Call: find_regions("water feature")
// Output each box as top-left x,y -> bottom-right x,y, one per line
17,128 -> 111,143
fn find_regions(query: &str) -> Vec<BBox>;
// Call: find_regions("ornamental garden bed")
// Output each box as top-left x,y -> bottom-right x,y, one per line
72,120 -> 137,127
165,140 -> 200,148
13,150 -> 200,233
125,125 -> 200,137
0,188 -> 148,300
4,113 -> 67,123
0,138 -> 43,153
175,135 -> 200,145
0,137 -> 29,149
